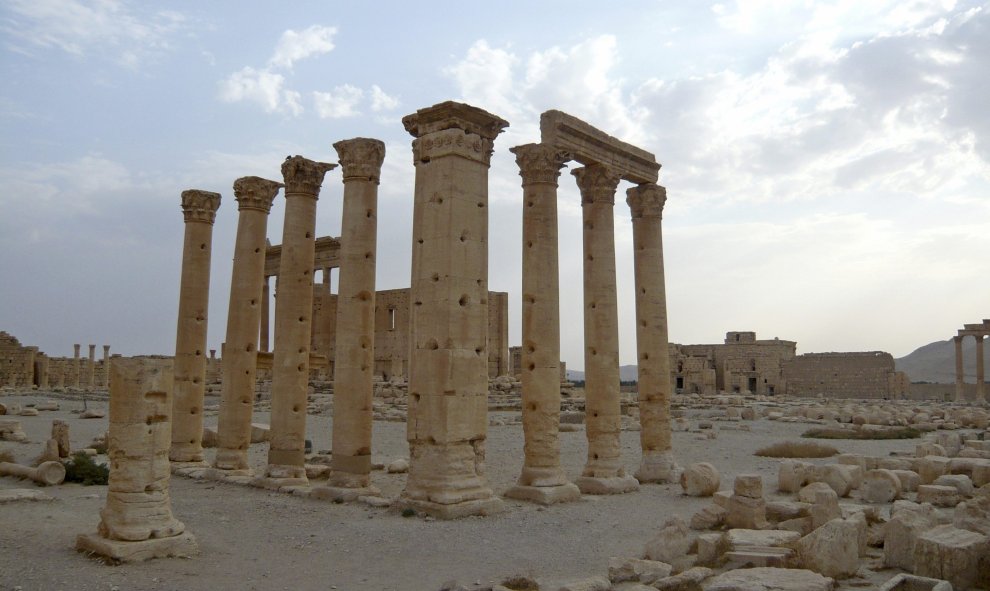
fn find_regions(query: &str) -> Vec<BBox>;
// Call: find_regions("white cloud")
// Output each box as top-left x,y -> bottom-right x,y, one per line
313,85 -> 364,119
217,67 -> 302,116
370,85 -> 399,111
269,25 -> 336,70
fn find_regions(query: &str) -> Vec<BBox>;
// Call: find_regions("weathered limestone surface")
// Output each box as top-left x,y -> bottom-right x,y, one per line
504,143 -> 580,505
540,110 -> 660,184
401,101 -> 508,518
703,567 -> 835,591
574,163 -> 638,495
77,357 -> 197,562
324,138 -> 385,495
681,462 -> 720,497
796,517 -> 861,579
170,189 -> 221,464
264,157 -> 334,485
628,183 -> 677,483
0,461 -> 65,485
214,177 -> 281,474
913,524 -> 990,590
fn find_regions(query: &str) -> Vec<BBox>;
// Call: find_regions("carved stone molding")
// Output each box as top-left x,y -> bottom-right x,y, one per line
411,128 -> 494,165
281,155 -> 336,197
626,183 -> 667,219
573,164 -> 620,206
333,138 -> 386,183
233,176 -> 282,213
510,143 -> 569,185
180,190 -> 222,224
402,100 -> 508,141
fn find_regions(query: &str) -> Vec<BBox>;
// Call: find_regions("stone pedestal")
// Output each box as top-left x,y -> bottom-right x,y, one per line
400,101 -> 508,518
504,143 -> 580,505
573,164 -> 638,495
320,138 -> 385,498
260,156 -> 334,488
627,183 -> 677,483
213,177 -> 282,475
170,189 -> 221,464
76,357 -> 197,562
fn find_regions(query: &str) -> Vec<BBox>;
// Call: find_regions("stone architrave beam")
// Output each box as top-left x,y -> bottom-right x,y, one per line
540,110 -> 660,184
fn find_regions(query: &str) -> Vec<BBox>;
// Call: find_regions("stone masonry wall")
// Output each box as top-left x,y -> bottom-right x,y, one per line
783,351 -> 899,399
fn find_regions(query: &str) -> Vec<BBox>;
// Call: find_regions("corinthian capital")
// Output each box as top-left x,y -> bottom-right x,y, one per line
180,190 -> 222,224
510,143 -> 570,185
233,176 -> 283,213
572,164 -> 620,205
626,183 -> 667,219
333,138 -> 386,183
281,155 -> 336,197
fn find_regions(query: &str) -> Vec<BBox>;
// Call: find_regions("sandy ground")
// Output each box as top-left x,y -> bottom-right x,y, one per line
0,391 -> 931,591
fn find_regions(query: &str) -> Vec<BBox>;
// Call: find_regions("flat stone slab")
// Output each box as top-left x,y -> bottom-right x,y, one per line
504,482 -> 581,505
703,567 -> 834,591
540,110 -> 660,184
0,488 -> 54,503
575,475 -> 640,495
76,532 -> 198,563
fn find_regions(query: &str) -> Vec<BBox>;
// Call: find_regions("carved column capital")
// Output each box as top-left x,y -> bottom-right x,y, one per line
233,176 -> 282,213
281,155 -> 336,197
573,163 -> 620,205
411,129 -> 495,165
626,183 -> 667,219
333,138 -> 386,183
510,143 -> 570,185
180,190 -> 222,224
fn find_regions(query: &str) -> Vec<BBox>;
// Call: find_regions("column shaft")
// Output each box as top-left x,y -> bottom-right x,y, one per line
327,139 -> 385,491
72,344 -> 81,388
214,177 -> 281,473
102,345 -> 110,390
170,190 -> 221,463
264,156 -> 334,483
955,335 -> 964,402
976,335 -> 985,402
628,183 -> 677,483
260,277 -> 271,352
87,344 -> 96,390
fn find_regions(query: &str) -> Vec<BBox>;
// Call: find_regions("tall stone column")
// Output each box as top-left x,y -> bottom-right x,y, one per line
87,344 -> 96,390
213,177 -> 282,475
76,357 -> 197,562
260,276 -> 271,352
627,183 -> 678,483
261,156 -> 334,487
976,335 -> 985,403
317,139 -> 385,499
102,345 -> 111,390
401,101 -> 508,518
56,360 -> 65,389
39,356 -> 49,389
573,163 -> 639,495
505,143 -> 580,505
72,344 -> 81,388
170,189 -> 221,464
955,335 -> 964,402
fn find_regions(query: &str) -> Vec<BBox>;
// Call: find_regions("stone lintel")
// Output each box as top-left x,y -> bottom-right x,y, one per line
264,235 -> 340,278
540,109 -> 660,184
76,532 -> 198,563
403,101 -> 508,140
959,330 -> 990,337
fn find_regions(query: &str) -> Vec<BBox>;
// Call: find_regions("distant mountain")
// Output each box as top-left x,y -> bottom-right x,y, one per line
895,338 -> 990,383
566,364 -> 638,382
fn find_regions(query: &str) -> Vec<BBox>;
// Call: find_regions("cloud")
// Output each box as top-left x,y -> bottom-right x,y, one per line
217,67 -> 302,115
269,25 -> 336,70
370,85 -> 399,112
1,0 -> 188,67
313,85 -> 364,119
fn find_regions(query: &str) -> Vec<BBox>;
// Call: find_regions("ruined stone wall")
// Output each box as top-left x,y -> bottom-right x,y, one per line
0,332 -> 36,387
373,288 -> 411,380
311,287 -> 337,378
671,333 -> 795,395
783,351 -> 898,399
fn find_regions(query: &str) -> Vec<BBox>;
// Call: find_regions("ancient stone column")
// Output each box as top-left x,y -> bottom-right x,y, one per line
504,143 -> 580,505
627,183 -> 678,483
976,334 -> 985,403
38,356 -> 49,389
573,163 -> 639,495
87,344 -> 96,390
401,101 -> 508,518
102,345 -> 110,390
76,357 -> 197,562
317,138 -> 385,499
213,177 -> 282,475
170,189 -> 221,464
72,344 -> 81,388
955,335 -> 964,402
261,156 -> 334,487
260,276 -> 271,352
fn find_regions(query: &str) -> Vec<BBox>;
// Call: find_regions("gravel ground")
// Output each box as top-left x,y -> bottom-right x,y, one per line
0,391 -> 931,591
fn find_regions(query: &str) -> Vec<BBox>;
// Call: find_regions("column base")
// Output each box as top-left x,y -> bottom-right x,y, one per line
504,482 -> 581,505
213,449 -> 251,473
310,484 -> 382,503
168,448 -> 205,464
398,496 -> 504,519
202,467 -> 255,485
635,450 -> 679,484
575,474 -> 640,495
76,532 -> 198,563
251,476 -> 309,492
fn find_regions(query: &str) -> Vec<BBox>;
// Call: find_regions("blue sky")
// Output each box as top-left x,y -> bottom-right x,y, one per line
1,0 -> 988,370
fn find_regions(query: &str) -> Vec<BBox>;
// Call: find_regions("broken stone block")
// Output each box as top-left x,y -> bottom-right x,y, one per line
916,442 -> 947,457
884,501 -> 940,571
766,500 -> 810,523
918,456 -> 951,484
796,517 -> 861,579
250,423 -> 271,443
557,576 -> 611,591
810,489 -> 841,530
734,474 -> 763,498
696,533 -> 725,567
726,528 -> 800,550
933,474 -> 974,498
690,504 -> 726,530
608,556 -> 672,584
703,567 -> 834,591
877,573 -> 953,591
51,419 -> 70,458
797,481 -> 834,503
80,408 -> 105,419
0,419 -> 28,442
644,517 -> 695,565
812,464 -> 857,497
713,490 -> 732,508
862,469 -> 903,503
891,469 -> 921,492
652,566 -> 714,591
680,462 -> 719,497
917,484 -> 960,507
777,516 -> 813,536
778,460 -> 812,493
913,525 -> 990,590
726,494 -> 769,530
953,489 -> 990,535
36,400 -> 59,411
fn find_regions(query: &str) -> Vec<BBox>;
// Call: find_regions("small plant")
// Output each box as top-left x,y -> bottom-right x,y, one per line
64,452 -> 109,485
501,576 -> 539,591
401,508 -> 416,518
0,449 -> 15,463
801,427 -> 921,440
754,440 -> 838,458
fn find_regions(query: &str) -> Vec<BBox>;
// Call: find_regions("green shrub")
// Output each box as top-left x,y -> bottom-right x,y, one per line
801,427 -> 921,440
754,440 -> 838,458
401,508 -> 416,518
64,452 -> 109,485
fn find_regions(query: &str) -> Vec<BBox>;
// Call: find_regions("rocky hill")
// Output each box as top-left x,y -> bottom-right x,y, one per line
895,338 -> 990,383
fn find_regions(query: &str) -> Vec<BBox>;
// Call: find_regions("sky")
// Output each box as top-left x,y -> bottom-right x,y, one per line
1,0 -> 988,370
